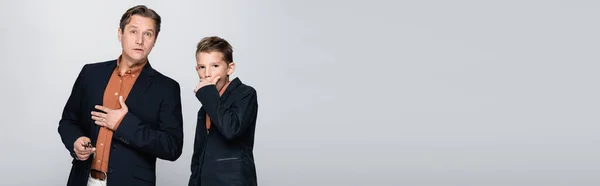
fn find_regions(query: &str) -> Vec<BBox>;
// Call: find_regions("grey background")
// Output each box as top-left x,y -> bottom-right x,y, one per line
1,0 -> 599,185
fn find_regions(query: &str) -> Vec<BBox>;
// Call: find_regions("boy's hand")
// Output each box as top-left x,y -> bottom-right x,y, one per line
194,76 -> 221,93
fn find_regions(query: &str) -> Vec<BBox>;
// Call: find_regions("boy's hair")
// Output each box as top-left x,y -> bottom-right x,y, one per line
119,5 -> 162,36
195,36 -> 234,64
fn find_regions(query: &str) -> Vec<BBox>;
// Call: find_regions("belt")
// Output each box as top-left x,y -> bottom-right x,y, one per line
90,169 -> 107,181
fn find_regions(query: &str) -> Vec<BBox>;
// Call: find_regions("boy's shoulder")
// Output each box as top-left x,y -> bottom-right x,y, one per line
229,77 -> 257,96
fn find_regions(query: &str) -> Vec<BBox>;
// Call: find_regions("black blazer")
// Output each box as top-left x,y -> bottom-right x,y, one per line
58,60 -> 184,186
189,78 -> 259,186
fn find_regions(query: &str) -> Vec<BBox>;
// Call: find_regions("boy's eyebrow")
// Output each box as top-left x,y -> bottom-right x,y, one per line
196,61 -> 223,65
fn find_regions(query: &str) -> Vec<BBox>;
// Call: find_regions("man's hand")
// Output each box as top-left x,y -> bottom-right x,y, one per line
73,136 -> 95,161
194,76 -> 220,93
92,96 -> 128,130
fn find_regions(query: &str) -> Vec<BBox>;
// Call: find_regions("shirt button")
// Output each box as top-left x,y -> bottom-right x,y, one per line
100,143 -> 104,146
114,92 -> 118,96
97,160 -> 101,163
132,74 -> 135,77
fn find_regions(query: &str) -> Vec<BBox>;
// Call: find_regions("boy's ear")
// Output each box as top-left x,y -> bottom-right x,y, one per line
227,62 -> 236,75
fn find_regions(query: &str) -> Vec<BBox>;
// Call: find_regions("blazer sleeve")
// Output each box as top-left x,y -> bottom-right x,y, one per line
58,64 -> 88,159
195,85 -> 258,141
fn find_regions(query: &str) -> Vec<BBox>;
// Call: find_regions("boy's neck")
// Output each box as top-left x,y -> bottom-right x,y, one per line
217,76 -> 231,92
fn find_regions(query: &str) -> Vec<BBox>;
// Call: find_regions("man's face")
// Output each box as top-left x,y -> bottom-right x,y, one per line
196,51 -> 235,89
118,15 -> 157,64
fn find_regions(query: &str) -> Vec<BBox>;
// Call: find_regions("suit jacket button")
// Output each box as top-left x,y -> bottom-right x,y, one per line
112,144 -> 116,149
109,168 -> 113,174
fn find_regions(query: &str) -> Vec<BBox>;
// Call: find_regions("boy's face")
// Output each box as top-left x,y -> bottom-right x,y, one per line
196,51 -> 235,90
118,15 -> 157,65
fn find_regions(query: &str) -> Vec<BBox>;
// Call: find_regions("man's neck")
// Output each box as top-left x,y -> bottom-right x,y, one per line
119,56 -> 147,75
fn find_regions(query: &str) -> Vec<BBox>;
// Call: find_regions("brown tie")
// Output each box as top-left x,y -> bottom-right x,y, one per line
206,81 -> 231,133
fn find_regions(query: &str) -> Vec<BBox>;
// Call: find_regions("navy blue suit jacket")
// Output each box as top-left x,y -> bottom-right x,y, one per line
58,60 -> 184,186
189,78 -> 259,186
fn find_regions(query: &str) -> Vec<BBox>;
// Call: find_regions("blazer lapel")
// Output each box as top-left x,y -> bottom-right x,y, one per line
219,77 -> 241,101
125,62 -> 155,110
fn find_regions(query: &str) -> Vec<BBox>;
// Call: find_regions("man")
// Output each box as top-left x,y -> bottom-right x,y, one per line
189,36 -> 259,186
58,5 -> 183,186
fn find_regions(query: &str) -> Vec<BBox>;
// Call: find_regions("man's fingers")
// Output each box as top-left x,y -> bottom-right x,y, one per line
91,116 -> 103,122
79,154 -> 90,160
95,120 -> 106,127
75,148 -> 91,155
91,111 -> 107,118
80,150 -> 91,155
74,136 -> 92,160
94,105 -> 109,112
75,142 -> 88,152
74,146 -> 84,153
118,96 -> 127,109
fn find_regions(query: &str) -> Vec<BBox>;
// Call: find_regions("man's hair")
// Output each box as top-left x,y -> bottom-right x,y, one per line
195,36 -> 234,64
119,5 -> 161,36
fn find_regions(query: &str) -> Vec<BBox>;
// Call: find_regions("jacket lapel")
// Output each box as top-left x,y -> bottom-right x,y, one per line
125,62 -> 155,110
219,77 -> 241,101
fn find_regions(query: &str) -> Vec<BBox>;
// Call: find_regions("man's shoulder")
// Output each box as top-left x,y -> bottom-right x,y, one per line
153,69 -> 179,86
76,60 -> 116,77
83,59 -> 116,69
148,71 -> 182,98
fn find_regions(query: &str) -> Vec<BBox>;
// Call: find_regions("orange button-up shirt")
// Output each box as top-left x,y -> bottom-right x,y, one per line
91,57 -> 144,173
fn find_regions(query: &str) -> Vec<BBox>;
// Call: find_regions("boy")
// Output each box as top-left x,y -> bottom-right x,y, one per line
189,36 -> 259,186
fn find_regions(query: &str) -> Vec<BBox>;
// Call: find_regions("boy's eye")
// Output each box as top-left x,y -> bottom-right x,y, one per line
213,65 -> 219,68
198,66 -> 205,69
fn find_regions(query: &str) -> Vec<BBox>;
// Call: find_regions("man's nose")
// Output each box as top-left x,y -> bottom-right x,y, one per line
135,34 -> 143,45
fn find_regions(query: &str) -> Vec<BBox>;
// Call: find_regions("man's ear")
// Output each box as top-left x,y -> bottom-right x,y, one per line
117,28 -> 123,42
227,62 -> 236,75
